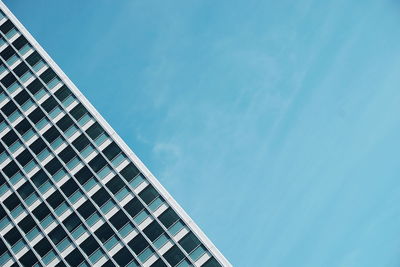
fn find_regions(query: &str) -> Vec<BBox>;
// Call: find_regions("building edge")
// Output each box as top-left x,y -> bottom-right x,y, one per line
0,1 -> 232,266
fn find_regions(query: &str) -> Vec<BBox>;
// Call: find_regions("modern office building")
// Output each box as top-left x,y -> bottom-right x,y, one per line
0,2 -> 230,267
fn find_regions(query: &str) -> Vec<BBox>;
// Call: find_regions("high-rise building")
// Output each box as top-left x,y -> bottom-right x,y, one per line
0,2 -> 230,267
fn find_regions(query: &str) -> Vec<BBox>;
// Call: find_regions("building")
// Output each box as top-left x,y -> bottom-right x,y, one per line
0,2 -> 230,267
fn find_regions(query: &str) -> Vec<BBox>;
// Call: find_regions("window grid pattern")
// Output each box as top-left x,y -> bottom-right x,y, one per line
0,6 -> 225,267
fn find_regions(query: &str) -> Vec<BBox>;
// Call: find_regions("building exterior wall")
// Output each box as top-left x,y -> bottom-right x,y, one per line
0,2 -> 231,266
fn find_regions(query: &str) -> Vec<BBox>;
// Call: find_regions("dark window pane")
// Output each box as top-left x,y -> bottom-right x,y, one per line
31,170 -> 49,187
65,249 -> 85,266
17,181 -> 35,199
72,133 -> 90,151
94,223 -> 114,243
34,238 -> 52,256
26,78 -> 44,94
18,215 -> 36,234
109,210 -> 129,230
63,213 -> 81,232
158,208 -> 179,228
54,85 -> 71,101
163,245 -> 185,266
86,122 -> 103,140
113,247 -> 134,266
124,197 -> 144,218
92,188 -> 111,207
40,68 -> 57,84
41,96 -> 58,113
4,227 -> 22,245
179,232 -> 201,254
26,51 -> 42,67
48,225 -> 67,244
20,250 -> 38,266
32,203 -> 51,221
1,101 -> 17,116
0,20 -> 14,35
12,35 -> 28,50
46,190 -> 64,209
74,166 -> 93,185
105,176 -> 125,194
143,221 -> 164,242
128,234 -> 148,254
80,236 -> 99,256
120,163 -> 140,182
56,115 -> 74,132
70,103 -> 87,120
30,138 -> 46,155
13,61 -> 29,77
77,200 -> 96,219
139,185 -> 159,205
88,154 -> 107,172
60,178 -> 78,197
203,257 -> 222,267
44,158 -> 62,175
15,118 -> 31,135
103,142 -> 121,161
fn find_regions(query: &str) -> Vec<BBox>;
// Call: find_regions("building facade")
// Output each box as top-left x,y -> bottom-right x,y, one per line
0,2 -> 230,267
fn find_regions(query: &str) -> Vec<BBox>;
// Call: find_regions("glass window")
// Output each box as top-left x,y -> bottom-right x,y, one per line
189,245 -> 207,261
20,71 -> 34,83
83,177 -> 97,191
87,212 -> 101,227
56,237 -> 72,252
65,125 -> 79,137
25,192 -> 40,206
0,121 -> 8,132
0,183 -> 10,195
36,117 -> 50,130
6,54 -> 19,66
71,224 -> 87,239
9,140 -> 23,153
53,168 -> 68,182
41,214 -> 56,229
62,94 -> 76,108
119,223 -> 135,238
8,110 -> 22,123
112,153 -> 126,167
66,156 -> 81,170
0,216 -> 11,230
138,247 -> 154,263
169,220 -> 185,236
33,60 -> 46,72
54,202 -> 70,216
38,180 -> 53,194
100,199 -> 116,214
50,136 -> 65,150
9,171 -> 24,185
153,233 -> 170,249
70,190 -> 84,204
133,210 -> 150,225
11,239 -> 26,254
97,165 -> 112,180
5,27 -> 18,39
33,88 -> 47,101
78,113 -> 92,127
81,144 -> 95,158
42,250 -> 57,265
89,248 -> 105,264
26,226 -> 41,241
24,159 -> 37,173
49,106 -> 63,119
37,148 -> 51,161
19,43 -> 32,55
115,187 -> 130,202
129,174 -> 145,188
47,77 -> 61,89
22,129 -> 36,141
148,197 -> 164,211
104,235 -> 119,251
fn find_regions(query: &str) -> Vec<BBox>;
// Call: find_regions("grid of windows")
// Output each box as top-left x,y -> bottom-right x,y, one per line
0,3 -> 229,267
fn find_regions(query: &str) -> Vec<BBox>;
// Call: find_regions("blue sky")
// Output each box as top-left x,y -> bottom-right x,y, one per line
6,0 -> 400,266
